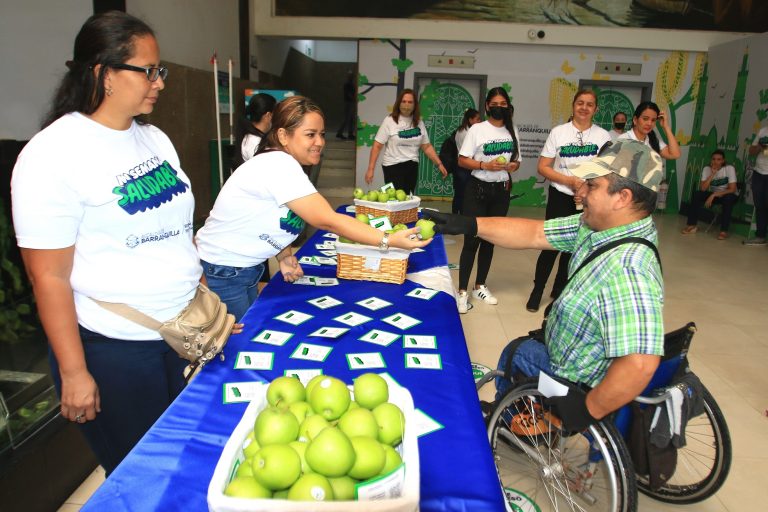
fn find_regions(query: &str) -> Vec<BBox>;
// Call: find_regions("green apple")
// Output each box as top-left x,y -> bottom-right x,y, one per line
355,213 -> 370,224
308,376 -> 350,421
378,191 -> 390,203
235,456 -> 254,477
395,189 -> 407,201
298,414 -> 330,442
366,191 -> 378,202
223,475 -> 272,498
353,187 -> 365,199
242,435 -> 261,458
305,374 -> 325,397
338,407 -> 379,439
288,401 -> 313,424
392,223 -> 407,232
305,427 -> 356,477
372,402 -> 405,446
273,489 -> 289,499
266,376 -> 306,408
387,188 -> 397,198
287,473 -> 334,501
347,436 -> 386,480
496,155 -> 507,164
289,440 -> 313,474
252,444 -> 302,491
415,218 -> 436,240
328,476 -> 358,501
347,401 -> 360,411
353,373 -> 389,410
379,444 -> 403,475
254,406 -> 300,446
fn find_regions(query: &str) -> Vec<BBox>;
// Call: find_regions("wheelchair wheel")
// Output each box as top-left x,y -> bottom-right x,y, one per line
488,383 -> 637,512
636,385 -> 731,504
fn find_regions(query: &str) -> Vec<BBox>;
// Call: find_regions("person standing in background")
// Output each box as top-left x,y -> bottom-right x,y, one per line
609,111 -> 627,141
235,92 -> 276,167
526,89 -> 611,313
336,70 -> 356,140
744,125 -> 768,246
365,88 -> 447,193
441,108 -> 481,214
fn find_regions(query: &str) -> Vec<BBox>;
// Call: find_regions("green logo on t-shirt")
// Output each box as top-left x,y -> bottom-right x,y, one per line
280,210 -> 305,235
398,127 -> 422,139
560,143 -> 599,157
483,140 -> 515,157
112,160 -> 189,214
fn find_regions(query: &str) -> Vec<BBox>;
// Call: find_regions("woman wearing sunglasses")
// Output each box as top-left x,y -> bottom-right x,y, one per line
11,11 -> 202,475
526,89 -> 611,313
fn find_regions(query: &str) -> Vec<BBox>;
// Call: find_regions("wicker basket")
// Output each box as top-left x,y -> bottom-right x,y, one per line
354,196 -> 420,225
335,242 -> 410,284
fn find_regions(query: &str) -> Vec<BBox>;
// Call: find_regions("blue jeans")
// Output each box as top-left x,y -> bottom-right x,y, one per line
49,326 -> 187,476
511,339 -> 553,378
752,172 -> 768,237
201,259 -> 265,321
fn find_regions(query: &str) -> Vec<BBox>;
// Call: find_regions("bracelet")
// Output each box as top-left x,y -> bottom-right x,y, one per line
479,161 -> 484,170
378,232 -> 390,251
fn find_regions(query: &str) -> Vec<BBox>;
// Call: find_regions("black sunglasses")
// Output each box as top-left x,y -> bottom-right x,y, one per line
112,63 -> 168,82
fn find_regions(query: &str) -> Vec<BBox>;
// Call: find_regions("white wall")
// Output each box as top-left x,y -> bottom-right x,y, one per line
0,0 -> 91,140
255,38 -> 316,76
315,41 -> 357,62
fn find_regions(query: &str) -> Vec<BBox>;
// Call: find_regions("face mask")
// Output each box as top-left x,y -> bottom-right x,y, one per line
400,105 -> 414,116
488,106 -> 509,120
614,122 -> 626,130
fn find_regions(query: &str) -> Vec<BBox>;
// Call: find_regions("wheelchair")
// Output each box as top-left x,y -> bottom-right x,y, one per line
476,322 -> 731,512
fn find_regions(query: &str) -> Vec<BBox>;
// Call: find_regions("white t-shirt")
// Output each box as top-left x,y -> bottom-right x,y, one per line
195,151 -> 317,267
701,165 -> 737,193
459,120 -> 522,183
374,115 -> 429,166
608,129 -> 624,141
618,128 -> 668,153
754,127 -> 768,175
540,122 -> 611,195
12,113 -> 200,340
241,133 -> 262,162
455,127 -> 470,151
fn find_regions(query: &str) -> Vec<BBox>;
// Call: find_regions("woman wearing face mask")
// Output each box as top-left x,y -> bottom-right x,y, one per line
365,88 -> 447,194
619,101 -> 681,160
235,92 -> 276,167
609,111 -> 627,141
196,96 -> 431,321
453,87 -> 521,314
526,89 -> 611,313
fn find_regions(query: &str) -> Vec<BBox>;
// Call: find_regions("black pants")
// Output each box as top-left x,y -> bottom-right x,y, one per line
451,167 -> 471,214
532,186 -> 578,294
383,160 -> 418,195
336,100 -> 355,137
686,190 -> 738,231
459,176 -> 511,290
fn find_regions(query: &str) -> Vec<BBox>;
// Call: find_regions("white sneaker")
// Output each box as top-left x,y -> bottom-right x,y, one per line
472,285 -> 498,305
457,291 -> 469,314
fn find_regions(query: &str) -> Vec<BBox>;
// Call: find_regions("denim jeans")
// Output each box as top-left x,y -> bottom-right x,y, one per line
49,326 -> 187,476
201,259 -> 265,321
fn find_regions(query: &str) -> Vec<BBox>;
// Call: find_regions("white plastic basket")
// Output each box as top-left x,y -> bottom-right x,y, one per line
207,381 -> 420,511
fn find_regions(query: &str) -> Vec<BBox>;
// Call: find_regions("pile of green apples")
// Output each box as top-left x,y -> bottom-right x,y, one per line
224,373 -> 406,502
354,187 -> 408,203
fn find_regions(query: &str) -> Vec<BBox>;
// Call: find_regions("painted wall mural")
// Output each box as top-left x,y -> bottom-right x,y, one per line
275,0 -> 768,33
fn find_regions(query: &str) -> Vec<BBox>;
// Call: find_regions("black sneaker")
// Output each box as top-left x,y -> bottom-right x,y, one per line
526,288 -> 543,313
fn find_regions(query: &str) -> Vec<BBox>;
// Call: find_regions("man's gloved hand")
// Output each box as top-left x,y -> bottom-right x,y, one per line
421,209 -> 478,237
548,381 -> 598,432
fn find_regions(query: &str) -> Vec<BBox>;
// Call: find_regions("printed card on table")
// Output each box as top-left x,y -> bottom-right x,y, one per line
402,335 -> 437,349
412,248 -> 425,253
323,232 -> 339,239
282,368 -> 323,386
404,353 -> 442,370
293,276 -> 319,286
369,216 -> 393,232
345,205 -> 356,213
315,277 -> 339,287
358,329 -> 400,347
309,326 -> 349,339
346,352 -> 387,370
315,256 -> 338,265
319,250 -> 337,257
252,329 -> 294,346
306,295 -> 343,310
223,382 -> 264,404
334,311 -> 373,327
406,287 -> 439,300
380,182 -> 395,192
299,256 -> 321,266
274,310 -> 313,326
356,297 -> 392,311
413,408 -> 445,437
315,241 -> 336,250
234,351 -> 274,370
289,343 -> 333,362
381,312 -> 421,330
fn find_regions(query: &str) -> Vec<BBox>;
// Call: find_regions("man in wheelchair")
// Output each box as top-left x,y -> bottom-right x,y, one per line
425,140 -> 665,432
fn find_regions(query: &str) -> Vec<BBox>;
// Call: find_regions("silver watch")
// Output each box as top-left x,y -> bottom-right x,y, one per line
378,232 -> 390,251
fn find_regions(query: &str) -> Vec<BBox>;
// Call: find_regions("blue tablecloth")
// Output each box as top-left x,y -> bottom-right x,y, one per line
83,222 -> 505,511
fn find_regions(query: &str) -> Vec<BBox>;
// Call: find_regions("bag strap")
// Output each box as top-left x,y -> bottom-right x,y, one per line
89,298 -> 163,331
569,236 -> 662,281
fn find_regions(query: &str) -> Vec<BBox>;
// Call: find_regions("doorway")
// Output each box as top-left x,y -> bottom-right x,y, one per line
578,79 -> 653,131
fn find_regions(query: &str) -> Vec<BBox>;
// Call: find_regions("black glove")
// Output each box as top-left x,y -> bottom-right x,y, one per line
548,381 -> 598,432
421,209 -> 478,237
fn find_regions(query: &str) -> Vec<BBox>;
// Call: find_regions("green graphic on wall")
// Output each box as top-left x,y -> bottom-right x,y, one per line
593,89 -> 634,132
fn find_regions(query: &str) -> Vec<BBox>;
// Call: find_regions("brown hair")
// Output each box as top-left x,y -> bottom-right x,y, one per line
259,95 -> 324,154
572,88 -> 598,106
391,88 -> 420,127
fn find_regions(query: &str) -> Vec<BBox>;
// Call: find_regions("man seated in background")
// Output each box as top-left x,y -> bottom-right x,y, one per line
681,149 -> 738,240
424,140 -> 664,431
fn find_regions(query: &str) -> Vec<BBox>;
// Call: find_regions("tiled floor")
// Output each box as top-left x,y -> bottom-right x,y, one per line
59,196 -> 768,511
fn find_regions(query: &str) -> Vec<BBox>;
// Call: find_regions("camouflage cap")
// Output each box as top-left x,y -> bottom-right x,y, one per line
568,140 -> 663,192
